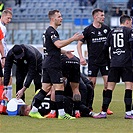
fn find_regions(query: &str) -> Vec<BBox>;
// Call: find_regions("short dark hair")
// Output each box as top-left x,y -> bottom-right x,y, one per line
48,10 -> 60,19
120,14 -> 131,24
19,105 -> 28,116
92,8 -> 104,16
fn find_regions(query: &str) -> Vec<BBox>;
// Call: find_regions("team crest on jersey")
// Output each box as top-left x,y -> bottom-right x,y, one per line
24,60 -> 27,64
103,29 -> 107,34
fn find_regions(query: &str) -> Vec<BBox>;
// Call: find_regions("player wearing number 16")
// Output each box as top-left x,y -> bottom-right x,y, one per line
93,14 -> 133,119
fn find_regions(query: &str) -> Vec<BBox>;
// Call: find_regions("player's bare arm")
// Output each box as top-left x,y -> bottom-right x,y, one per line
77,40 -> 87,65
54,33 -> 84,48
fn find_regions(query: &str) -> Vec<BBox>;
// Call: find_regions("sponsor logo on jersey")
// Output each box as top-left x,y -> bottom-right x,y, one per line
66,61 -> 79,64
92,37 -> 107,43
113,48 -> 125,55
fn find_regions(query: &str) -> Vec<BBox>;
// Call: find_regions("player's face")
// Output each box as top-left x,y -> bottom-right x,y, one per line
2,13 -> 12,25
127,20 -> 132,28
95,11 -> 105,24
54,12 -> 63,26
25,105 -> 31,116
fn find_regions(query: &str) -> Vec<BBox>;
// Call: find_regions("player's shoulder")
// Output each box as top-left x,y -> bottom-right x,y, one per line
46,26 -> 57,35
102,24 -> 111,30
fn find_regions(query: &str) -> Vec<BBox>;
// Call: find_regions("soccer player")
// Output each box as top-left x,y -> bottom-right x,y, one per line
28,10 -> 84,119
93,14 -> 133,119
2,44 -> 42,101
77,8 -> 113,114
0,9 -> 12,100
19,73 -> 94,117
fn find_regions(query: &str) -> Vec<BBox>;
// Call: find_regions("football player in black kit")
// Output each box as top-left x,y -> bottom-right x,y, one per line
93,14 -> 133,119
77,8 -> 113,114
29,10 -> 84,119
2,44 -> 42,101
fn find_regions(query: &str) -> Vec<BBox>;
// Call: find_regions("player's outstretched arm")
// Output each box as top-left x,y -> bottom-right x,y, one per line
54,33 -> 84,48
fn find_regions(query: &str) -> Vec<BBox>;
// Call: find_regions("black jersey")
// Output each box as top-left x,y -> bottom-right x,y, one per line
81,24 -> 111,66
43,26 -> 61,68
61,55 -> 80,83
105,26 -> 133,67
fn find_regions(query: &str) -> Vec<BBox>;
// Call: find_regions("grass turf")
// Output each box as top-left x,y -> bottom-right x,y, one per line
0,84 -> 133,133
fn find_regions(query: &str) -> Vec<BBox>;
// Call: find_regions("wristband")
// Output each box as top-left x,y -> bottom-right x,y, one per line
3,87 -> 8,90
1,57 -> 6,59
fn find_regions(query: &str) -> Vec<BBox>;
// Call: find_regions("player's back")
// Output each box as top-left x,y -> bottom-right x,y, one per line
108,26 -> 133,67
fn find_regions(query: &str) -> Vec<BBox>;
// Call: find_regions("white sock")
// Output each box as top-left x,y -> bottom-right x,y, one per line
131,110 -> 133,115
126,111 -> 131,115
101,111 -> 106,115
75,110 -> 80,114
30,106 -> 38,113
6,85 -> 12,100
58,109 -> 65,116
50,110 -> 56,114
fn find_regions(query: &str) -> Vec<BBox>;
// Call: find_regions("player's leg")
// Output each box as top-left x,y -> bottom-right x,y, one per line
33,70 -> 42,92
70,82 -> 81,118
88,64 -> 99,110
50,67 -> 75,120
93,82 -> 116,119
93,67 -> 118,118
123,67 -> 133,119
44,86 -> 56,118
124,82 -> 132,119
101,66 -> 113,115
29,68 -> 51,118
6,77 -> 12,100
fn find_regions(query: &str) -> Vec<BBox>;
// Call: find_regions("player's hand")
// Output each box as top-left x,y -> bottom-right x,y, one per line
1,58 -> 5,68
2,89 -> 7,98
80,57 -> 87,65
65,50 -> 74,59
16,88 -> 25,99
72,33 -> 84,41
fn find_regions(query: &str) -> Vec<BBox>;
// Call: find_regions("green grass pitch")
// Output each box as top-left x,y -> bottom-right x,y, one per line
0,84 -> 133,133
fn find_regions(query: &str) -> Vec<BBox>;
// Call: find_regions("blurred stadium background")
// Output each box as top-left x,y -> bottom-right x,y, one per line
4,0 -> 130,45
2,0 -> 131,77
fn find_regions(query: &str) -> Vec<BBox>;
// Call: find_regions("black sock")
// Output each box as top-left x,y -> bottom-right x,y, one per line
73,101 -> 81,111
50,101 -> 56,110
124,89 -> 132,112
87,88 -> 94,110
103,90 -> 106,98
55,90 -> 64,109
32,89 -> 47,108
102,89 -> 112,112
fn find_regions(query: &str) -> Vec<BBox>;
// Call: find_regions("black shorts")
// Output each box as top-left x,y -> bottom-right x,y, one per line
42,67 -> 64,84
62,63 -> 80,83
108,67 -> 133,82
88,64 -> 109,77
0,62 -> 3,77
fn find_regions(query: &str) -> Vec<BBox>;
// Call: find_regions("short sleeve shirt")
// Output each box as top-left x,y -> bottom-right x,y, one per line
105,26 -> 133,67
43,26 -> 61,68
81,24 -> 111,66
